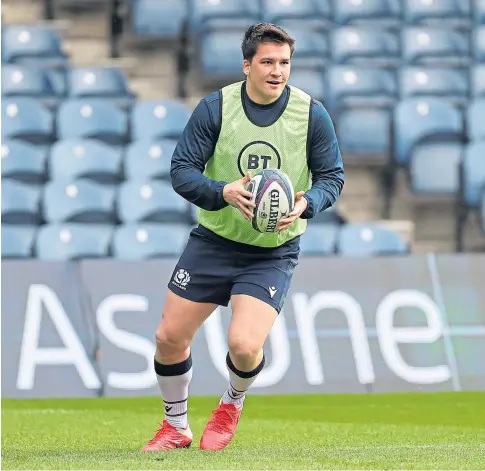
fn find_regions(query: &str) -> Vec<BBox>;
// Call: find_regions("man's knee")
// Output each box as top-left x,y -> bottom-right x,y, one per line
156,323 -> 191,354
228,336 -> 262,365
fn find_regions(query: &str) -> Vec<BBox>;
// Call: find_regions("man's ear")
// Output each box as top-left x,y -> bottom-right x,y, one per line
243,59 -> 251,76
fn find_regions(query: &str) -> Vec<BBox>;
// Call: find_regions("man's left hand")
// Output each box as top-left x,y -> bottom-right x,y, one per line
277,191 -> 308,232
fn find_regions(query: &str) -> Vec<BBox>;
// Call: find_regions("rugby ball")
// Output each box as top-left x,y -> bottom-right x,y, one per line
246,169 -> 295,233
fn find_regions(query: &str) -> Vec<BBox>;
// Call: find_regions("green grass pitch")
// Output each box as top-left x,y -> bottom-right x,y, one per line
2,392 -> 485,470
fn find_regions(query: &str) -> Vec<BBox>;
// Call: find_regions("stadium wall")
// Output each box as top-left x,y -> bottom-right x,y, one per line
2,254 -> 484,398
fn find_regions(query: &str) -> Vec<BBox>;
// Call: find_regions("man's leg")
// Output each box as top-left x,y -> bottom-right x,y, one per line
200,294 -> 277,451
142,290 -> 216,452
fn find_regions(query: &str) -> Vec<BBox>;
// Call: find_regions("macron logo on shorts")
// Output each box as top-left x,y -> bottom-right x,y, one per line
268,286 -> 277,298
172,268 -> 191,291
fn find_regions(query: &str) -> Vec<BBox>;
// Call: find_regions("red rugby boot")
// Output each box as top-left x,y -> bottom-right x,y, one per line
142,420 -> 192,452
199,402 -> 242,451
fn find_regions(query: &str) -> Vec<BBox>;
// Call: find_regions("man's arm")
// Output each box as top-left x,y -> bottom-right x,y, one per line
300,99 -> 344,219
170,94 -> 229,211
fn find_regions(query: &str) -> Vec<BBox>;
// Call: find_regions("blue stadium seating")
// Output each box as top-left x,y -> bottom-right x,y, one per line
124,140 -> 176,180
200,30 -> 245,81
399,67 -> 469,106
2,97 -> 54,144
1,140 -> 47,184
49,139 -> 123,183
404,0 -> 471,27
337,108 -> 391,164
131,0 -> 188,39
263,0 -> 331,30
477,0 -> 485,24
327,66 -> 397,110
475,26 -> 485,62
2,225 -> 36,258
2,179 -> 42,224
402,27 -> 471,66
472,65 -> 485,97
410,142 -> 462,195
112,223 -> 191,259
43,180 -> 117,223
288,68 -> 325,103
284,28 -> 329,70
68,67 -> 135,107
299,223 -> 339,255
2,65 -> 60,103
117,180 -> 189,223
2,25 -> 68,66
337,223 -> 408,256
35,224 -> 113,260
191,0 -> 260,32
333,0 -> 402,27
331,28 -> 400,67
57,99 -> 127,145
467,99 -> 485,141
461,142 -> 485,208
394,98 -> 464,165
131,100 -> 191,140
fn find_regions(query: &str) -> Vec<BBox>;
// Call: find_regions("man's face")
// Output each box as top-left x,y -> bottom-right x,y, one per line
243,42 -> 291,104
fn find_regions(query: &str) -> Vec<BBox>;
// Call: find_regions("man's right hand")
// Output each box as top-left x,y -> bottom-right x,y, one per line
223,173 -> 256,220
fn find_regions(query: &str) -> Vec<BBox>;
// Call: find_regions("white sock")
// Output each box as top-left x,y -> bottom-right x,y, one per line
221,352 -> 265,408
154,354 -> 192,429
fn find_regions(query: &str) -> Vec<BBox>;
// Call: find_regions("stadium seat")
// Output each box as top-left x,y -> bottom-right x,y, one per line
131,0 -> 188,39
460,142 -> 485,208
311,204 -> 347,225
117,180 -> 190,223
477,0 -> 485,25
284,28 -> 329,70
403,28 -> 471,66
49,139 -> 123,184
404,0 -> 471,27
467,100 -> 485,141
112,223 -> 191,259
131,100 -> 191,140
2,225 -> 36,258
337,108 -> 391,165
57,99 -> 127,145
191,0 -> 260,32
288,68 -> 325,103
394,98 -> 464,166
2,179 -> 42,224
472,65 -> 485,97
337,223 -> 408,256
124,140 -> 176,180
331,28 -> 400,67
200,30 -> 245,82
333,0 -> 402,27
35,224 -> 113,260
410,142 -> 462,195
68,67 -> 135,107
1,65 -> 60,104
262,0 -> 332,30
2,25 -> 68,66
1,140 -> 47,184
326,66 -> 397,111
299,223 -> 339,255
474,26 -> 485,62
43,180 -> 117,223
2,97 -> 54,144
399,68 -> 469,107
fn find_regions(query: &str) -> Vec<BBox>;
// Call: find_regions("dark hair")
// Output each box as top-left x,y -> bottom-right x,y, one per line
242,23 -> 295,62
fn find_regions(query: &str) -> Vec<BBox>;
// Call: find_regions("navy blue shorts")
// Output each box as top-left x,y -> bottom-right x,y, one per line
168,225 -> 300,313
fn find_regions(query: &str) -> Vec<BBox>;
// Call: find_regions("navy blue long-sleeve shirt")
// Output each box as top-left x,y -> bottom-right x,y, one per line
170,82 -> 344,248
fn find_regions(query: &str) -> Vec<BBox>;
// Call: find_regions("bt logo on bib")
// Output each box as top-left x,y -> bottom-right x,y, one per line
237,140 -> 281,176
